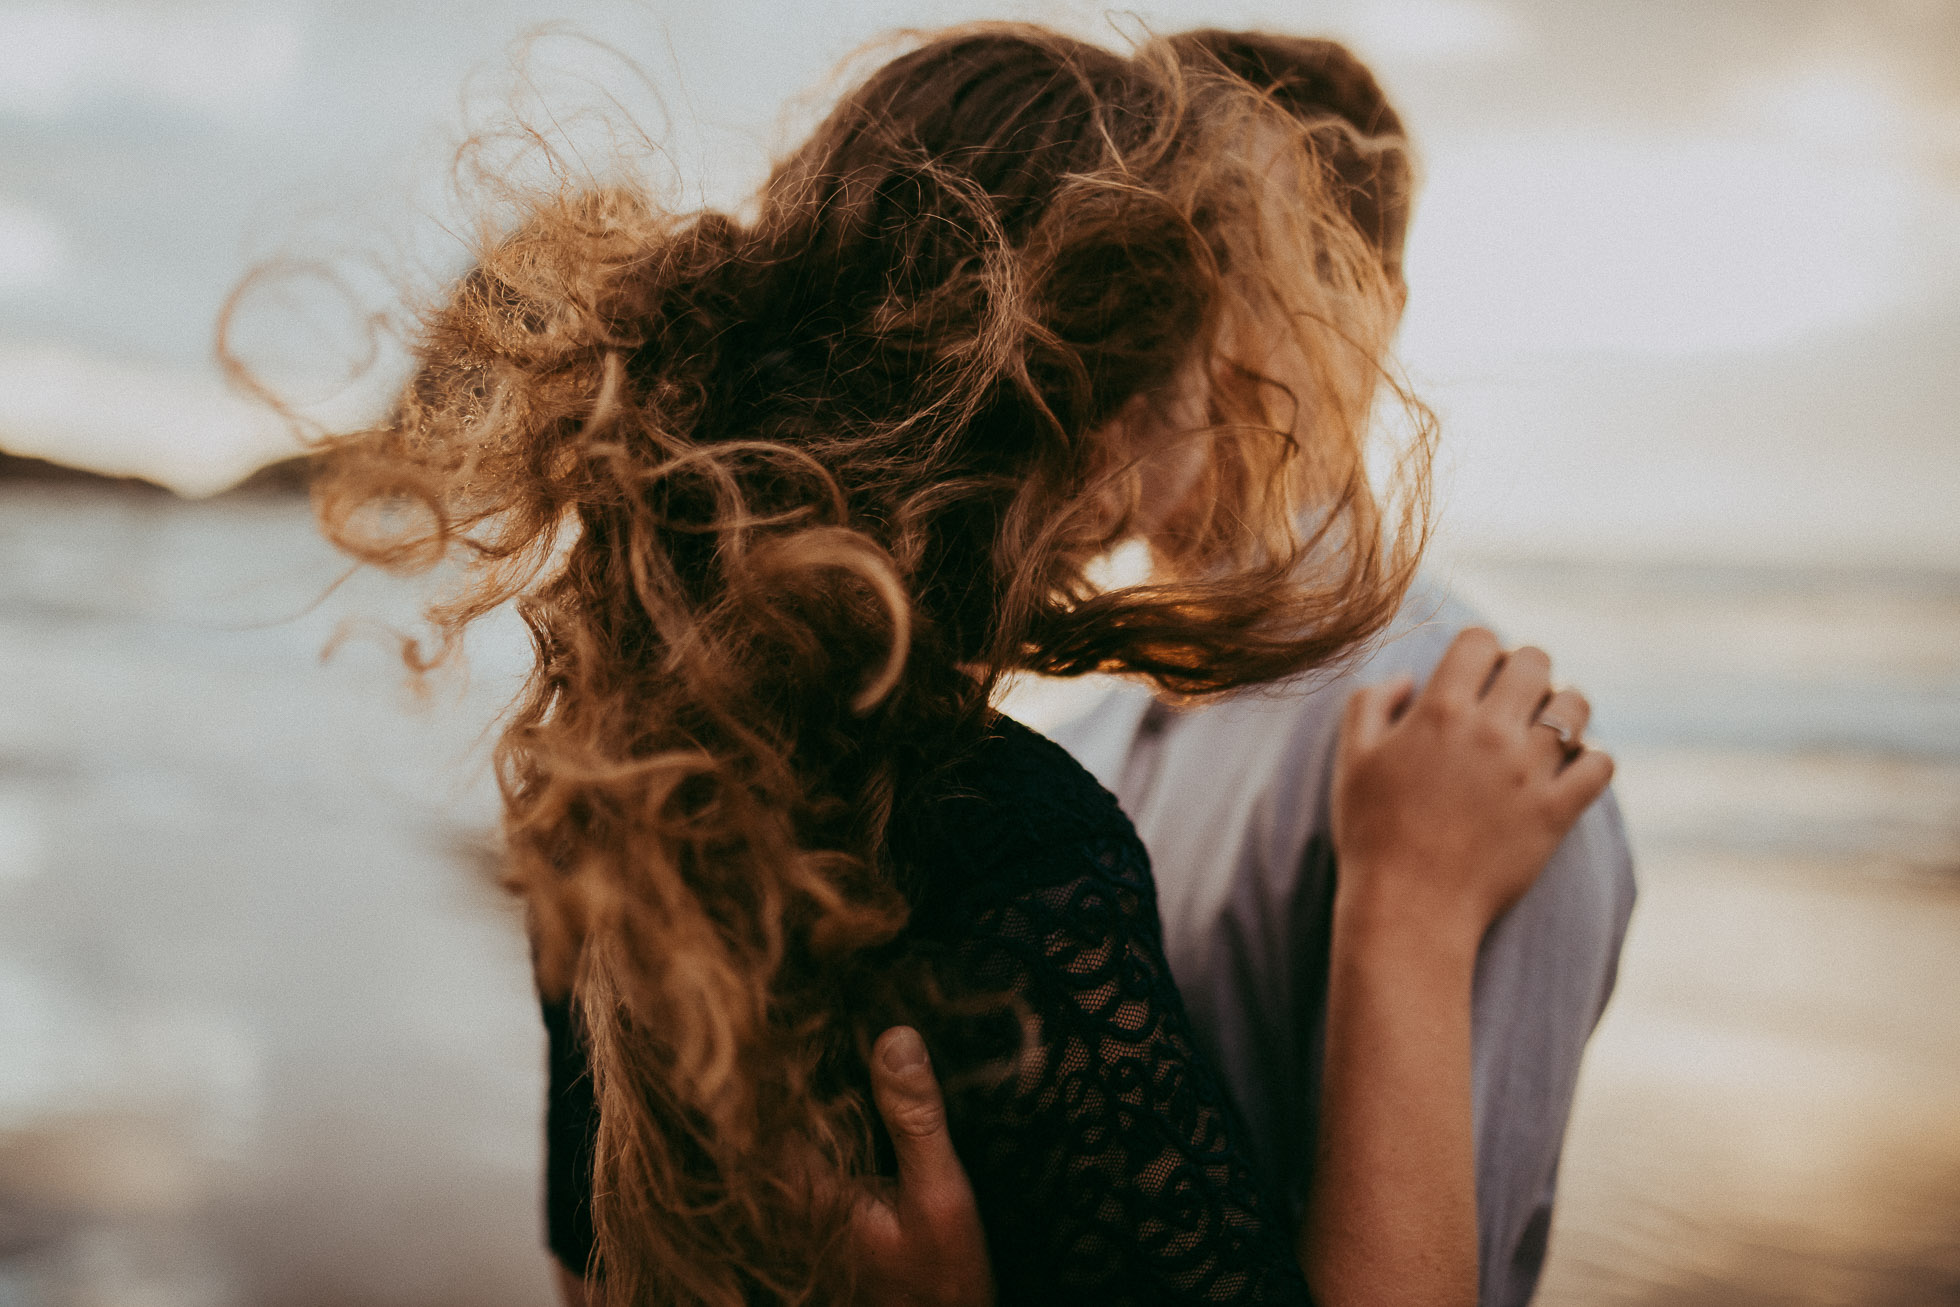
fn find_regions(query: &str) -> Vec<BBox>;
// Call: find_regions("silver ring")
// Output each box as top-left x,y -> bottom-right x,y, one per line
1534,716 -> 1577,748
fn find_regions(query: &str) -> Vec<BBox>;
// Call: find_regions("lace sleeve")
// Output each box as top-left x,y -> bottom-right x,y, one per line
936,829 -> 1317,1305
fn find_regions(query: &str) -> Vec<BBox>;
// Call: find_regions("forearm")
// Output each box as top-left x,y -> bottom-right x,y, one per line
1299,878 -> 1479,1307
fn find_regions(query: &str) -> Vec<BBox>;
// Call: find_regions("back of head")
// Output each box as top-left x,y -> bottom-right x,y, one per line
1166,30 -> 1413,282
302,22 -> 1426,1304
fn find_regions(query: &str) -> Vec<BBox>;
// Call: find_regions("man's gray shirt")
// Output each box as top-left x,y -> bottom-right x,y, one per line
1045,581 -> 1637,1307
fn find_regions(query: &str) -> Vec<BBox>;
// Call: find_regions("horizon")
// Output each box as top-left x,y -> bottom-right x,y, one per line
1,0 -> 1956,564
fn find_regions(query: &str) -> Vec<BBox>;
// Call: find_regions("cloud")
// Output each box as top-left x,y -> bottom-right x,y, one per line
1399,128 -> 1960,360
1726,59 -> 1960,164
0,2 -> 304,120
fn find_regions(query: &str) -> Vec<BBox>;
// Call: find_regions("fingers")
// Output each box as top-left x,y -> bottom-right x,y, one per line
1536,687 -> 1591,741
848,1189 -> 903,1264
1341,673 -> 1415,753
858,1027 -> 997,1307
1550,745 -> 1615,822
1424,626 -> 1503,707
869,1027 -> 963,1207
1532,687 -> 1592,768
1381,672 -> 1417,724
1484,645 -> 1552,721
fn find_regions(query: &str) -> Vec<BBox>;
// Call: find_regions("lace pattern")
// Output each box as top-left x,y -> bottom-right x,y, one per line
900,719 -> 1311,1303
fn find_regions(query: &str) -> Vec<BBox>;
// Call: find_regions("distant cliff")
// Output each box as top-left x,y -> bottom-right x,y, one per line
0,449 -> 317,497
220,453 -> 316,496
0,450 -> 173,494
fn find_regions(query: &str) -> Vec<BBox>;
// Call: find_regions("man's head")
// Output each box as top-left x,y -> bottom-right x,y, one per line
1167,30 -> 1414,289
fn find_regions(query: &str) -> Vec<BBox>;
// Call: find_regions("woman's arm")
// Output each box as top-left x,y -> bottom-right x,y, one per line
1301,887 -> 1479,1305
1302,629 -> 1611,1306
939,829 -> 1317,1304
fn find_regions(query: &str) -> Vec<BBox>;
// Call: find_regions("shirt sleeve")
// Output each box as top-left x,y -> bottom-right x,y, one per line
940,830 -> 1317,1306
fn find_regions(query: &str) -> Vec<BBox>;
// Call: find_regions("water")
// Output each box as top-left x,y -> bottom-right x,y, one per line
1,485 -> 1956,1305
0,487 -> 542,1307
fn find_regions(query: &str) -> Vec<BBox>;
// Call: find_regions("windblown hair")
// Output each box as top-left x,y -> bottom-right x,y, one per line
299,24 -> 1426,1305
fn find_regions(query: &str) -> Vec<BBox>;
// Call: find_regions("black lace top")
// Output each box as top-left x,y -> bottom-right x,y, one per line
541,717 -> 1315,1303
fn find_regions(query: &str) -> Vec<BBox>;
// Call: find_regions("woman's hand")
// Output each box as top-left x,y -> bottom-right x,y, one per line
849,1028 -> 996,1307
1331,626 -> 1613,956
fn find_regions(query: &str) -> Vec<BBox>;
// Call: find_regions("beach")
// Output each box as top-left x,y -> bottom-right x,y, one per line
1,485 -> 1956,1305
1456,570 -> 1960,1306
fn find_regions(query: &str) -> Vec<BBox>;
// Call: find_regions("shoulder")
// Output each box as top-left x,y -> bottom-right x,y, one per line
917,714 -> 1140,862
1048,575 -> 1486,771
898,714 -> 1154,918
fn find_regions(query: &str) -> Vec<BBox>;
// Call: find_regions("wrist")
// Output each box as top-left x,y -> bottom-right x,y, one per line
1331,864 -> 1484,978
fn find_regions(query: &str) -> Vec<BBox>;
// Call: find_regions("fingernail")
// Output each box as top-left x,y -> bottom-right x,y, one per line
882,1027 -> 928,1074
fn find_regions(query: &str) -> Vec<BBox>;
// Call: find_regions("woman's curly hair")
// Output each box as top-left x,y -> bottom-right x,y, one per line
295,23 -> 1427,1305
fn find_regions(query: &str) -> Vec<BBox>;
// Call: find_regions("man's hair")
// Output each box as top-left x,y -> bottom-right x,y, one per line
1169,30 -> 1414,282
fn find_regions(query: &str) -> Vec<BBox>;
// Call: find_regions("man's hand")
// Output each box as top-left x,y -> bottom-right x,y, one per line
849,1027 -> 996,1307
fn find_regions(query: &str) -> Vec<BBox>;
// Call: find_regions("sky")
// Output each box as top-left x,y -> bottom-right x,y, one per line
0,0 -> 1955,562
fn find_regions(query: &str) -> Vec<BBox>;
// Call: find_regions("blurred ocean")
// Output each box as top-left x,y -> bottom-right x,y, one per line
1,484 -> 1956,1306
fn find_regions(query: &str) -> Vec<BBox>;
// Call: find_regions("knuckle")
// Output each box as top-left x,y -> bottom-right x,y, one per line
1512,644 -> 1551,671
889,1098 -> 946,1140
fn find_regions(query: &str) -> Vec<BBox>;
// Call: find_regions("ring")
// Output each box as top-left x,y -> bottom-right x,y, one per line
1534,716 -> 1578,749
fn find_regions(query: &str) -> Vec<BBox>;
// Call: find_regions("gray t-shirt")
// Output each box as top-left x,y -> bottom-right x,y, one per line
1047,580 -> 1636,1307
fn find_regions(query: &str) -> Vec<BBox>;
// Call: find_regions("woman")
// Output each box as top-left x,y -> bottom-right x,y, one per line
308,23 -> 1609,1305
